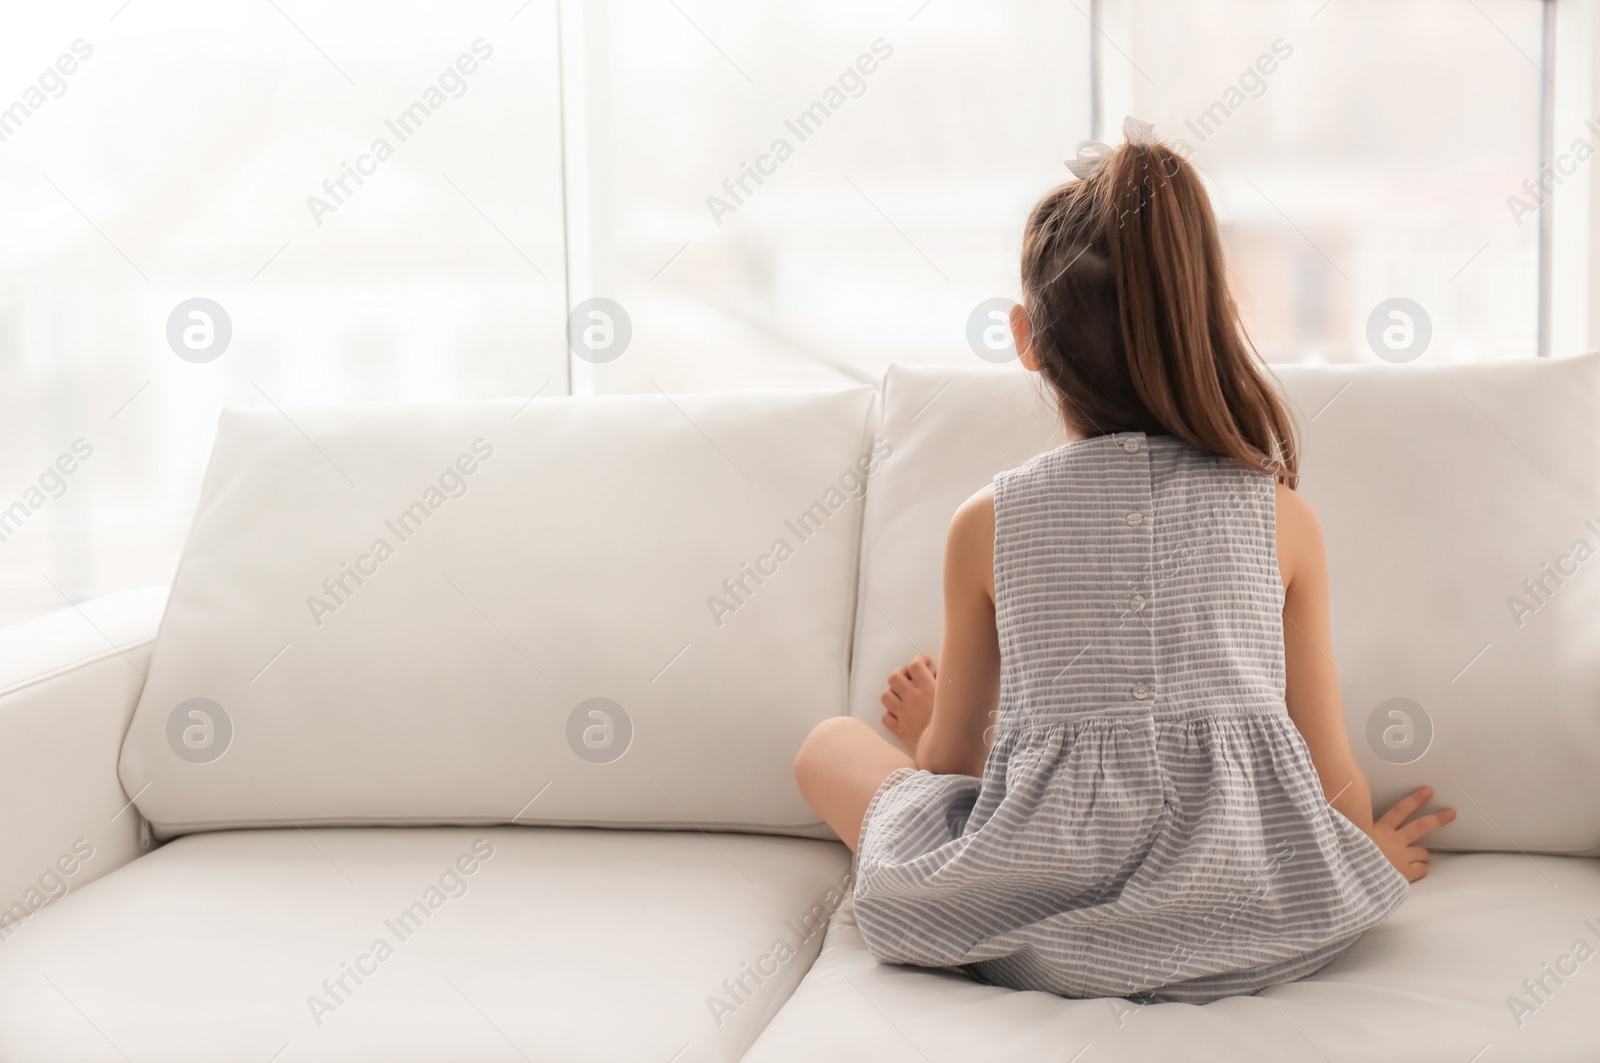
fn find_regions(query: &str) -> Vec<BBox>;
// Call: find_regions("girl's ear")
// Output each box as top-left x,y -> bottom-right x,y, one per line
1010,303 -> 1040,372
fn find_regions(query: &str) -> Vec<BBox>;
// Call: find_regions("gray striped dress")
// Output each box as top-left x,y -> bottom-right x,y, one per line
853,433 -> 1409,1003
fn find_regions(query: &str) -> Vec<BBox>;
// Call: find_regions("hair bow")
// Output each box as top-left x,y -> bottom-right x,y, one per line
1065,115 -> 1158,179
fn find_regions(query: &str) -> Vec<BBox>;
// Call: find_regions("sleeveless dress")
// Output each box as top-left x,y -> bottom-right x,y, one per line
852,432 -> 1409,1003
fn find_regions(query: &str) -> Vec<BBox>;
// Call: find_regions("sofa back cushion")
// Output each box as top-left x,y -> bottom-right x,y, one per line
120,388 -> 876,838
851,357 -> 1600,855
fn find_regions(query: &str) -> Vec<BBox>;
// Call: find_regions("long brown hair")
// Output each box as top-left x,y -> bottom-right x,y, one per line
1020,140 -> 1299,486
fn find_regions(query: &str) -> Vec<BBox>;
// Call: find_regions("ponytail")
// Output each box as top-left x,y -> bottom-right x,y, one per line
1020,141 -> 1298,485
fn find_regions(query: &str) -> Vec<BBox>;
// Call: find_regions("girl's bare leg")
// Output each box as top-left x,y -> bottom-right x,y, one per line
794,717 -> 914,851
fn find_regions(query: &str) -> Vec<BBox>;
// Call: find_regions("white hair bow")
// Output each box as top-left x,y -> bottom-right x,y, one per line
1065,115 -> 1158,179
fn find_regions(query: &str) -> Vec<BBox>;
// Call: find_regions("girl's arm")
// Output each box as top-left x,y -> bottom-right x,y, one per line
1276,482 -> 1453,881
880,487 -> 999,777
1276,482 -> 1376,829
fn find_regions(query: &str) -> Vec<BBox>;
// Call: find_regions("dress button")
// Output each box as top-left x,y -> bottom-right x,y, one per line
1121,438 -> 1142,454
1125,511 -> 1144,527
1129,594 -> 1146,612
1132,683 -> 1151,700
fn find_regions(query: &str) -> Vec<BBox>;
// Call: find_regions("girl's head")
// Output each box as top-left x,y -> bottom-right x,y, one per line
1013,137 -> 1298,485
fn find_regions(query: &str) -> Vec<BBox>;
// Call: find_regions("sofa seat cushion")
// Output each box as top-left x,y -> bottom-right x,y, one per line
0,827 -> 850,1062
744,853 -> 1600,1061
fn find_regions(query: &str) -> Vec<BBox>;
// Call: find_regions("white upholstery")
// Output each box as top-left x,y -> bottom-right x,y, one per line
849,357 -> 1600,854
744,852 -> 1600,1062
845,366 -> 1063,727
0,826 -> 851,1062
119,389 -> 875,838
0,587 -> 165,923
3,361 -> 1597,1061
0,585 -> 165,693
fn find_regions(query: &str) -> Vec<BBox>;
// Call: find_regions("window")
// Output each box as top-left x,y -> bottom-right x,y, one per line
0,0 -> 1556,626
560,1 -> 1093,393
1109,0 -> 1546,365
0,2 -> 564,625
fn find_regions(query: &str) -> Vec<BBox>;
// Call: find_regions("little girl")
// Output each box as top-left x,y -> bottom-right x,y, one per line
794,126 -> 1455,1003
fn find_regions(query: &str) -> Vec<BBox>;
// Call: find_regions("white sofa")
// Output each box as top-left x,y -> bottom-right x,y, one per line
3,356 -> 1599,1062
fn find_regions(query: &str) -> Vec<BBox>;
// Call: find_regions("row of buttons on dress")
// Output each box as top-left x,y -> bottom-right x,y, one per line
1121,437 -> 1144,527
1122,435 -> 1153,704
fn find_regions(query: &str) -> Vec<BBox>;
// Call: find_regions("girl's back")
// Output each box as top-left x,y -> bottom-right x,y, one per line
794,118 -> 1453,1004
852,433 -> 1407,1002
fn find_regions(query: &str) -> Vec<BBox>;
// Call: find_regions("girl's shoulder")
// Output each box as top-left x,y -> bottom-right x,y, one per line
1274,479 -> 1318,529
1273,480 -> 1324,591
948,482 -> 996,544
946,483 -> 997,599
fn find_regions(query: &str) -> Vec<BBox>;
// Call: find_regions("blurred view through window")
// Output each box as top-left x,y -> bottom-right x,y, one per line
0,0 -> 1549,624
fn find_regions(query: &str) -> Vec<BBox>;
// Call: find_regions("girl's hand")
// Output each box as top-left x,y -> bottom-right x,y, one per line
881,654 -> 937,749
1368,785 -> 1456,883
